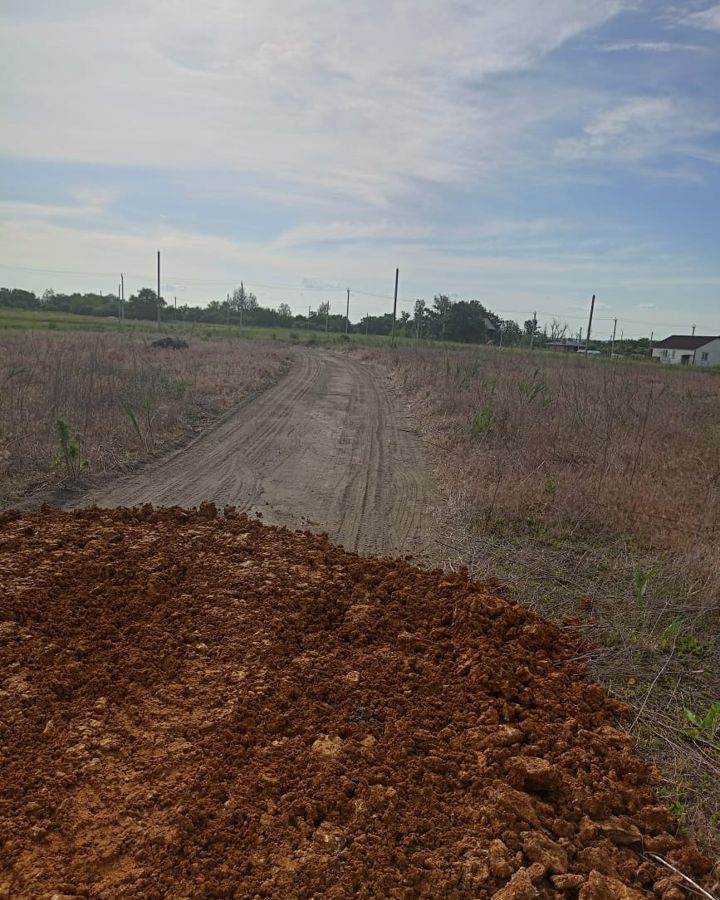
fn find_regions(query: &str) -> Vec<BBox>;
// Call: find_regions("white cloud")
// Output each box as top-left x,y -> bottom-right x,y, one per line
600,40 -> 706,51
0,0 -> 623,203
679,3 -> 720,31
555,96 -> 718,163
0,190 -> 111,221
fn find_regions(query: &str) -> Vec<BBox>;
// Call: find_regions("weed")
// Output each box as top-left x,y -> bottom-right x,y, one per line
51,417 -> 84,479
632,562 -> 651,610
472,405 -> 494,436
518,368 -> 552,406
543,478 -> 557,496
658,616 -> 685,652
657,784 -> 689,820
683,703 -> 720,742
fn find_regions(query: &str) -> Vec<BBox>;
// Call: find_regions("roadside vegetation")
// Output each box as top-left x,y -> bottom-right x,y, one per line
370,345 -> 720,854
0,330 -> 290,502
1,286 -> 656,355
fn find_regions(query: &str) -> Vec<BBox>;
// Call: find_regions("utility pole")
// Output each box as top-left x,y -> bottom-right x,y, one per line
226,292 -> 230,328
307,304 -> 311,330
649,330 -> 654,357
610,318 -> 617,358
118,282 -> 122,322
365,315 -> 369,336
585,294 -> 595,356
345,289 -> 350,334
499,323 -> 503,348
156,250 -> 161,330
692,323 -> 696,336
325,302 -> 330,333
530,310 -> 537,350
120,273 -> 124,322
390,267 -> 399,344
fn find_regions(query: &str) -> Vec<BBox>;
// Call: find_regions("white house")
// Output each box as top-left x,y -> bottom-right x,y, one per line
652,335 -> 720,367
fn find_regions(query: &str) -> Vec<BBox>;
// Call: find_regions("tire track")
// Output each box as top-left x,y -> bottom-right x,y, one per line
72,350 -> 438,558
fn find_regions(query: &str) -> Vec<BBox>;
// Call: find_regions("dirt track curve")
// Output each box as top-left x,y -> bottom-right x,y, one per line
72,350 -> 436,558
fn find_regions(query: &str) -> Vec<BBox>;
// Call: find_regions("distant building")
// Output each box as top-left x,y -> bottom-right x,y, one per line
651,335 -> 720,366
547,338 -> 582,353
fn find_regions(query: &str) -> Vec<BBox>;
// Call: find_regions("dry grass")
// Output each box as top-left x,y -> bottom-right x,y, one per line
0,331 -> 290,500
386,348 -> 720,549
366,346 -> 720,855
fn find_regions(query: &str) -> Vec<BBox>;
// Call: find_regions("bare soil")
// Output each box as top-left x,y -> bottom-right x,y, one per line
1,505 -> 713,899
44,350 -> 437,559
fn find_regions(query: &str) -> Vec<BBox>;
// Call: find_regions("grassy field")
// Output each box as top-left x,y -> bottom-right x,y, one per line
367,344 -> 720,855
0,307 -> 426,348
0,329 -> 291,502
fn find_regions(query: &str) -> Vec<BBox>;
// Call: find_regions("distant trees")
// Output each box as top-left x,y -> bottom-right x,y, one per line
500,320 -> 522,345
0,288 -> 43,309
0,283 -> 578,349
127,288 -> 164,320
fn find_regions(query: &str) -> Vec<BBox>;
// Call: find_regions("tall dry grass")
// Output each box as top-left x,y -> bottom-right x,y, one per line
0,331 -> 289,498
383,348 -> 720,552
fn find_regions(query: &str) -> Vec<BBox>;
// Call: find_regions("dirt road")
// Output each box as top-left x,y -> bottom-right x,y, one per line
73,350 -> 437,558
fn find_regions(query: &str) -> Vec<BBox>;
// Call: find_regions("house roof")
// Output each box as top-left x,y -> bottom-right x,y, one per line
653,335 -> 719,350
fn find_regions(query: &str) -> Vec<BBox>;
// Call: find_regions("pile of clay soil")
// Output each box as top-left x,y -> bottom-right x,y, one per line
0,506 -> 713,899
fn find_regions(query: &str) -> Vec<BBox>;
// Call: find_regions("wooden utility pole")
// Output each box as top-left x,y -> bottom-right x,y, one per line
345,289 -> 350,334
610,318 -> 617,357
120,273 -> 124,322
226,292 -> 230,328
391,268 -> 399,343
307,304 -> 311,330
692,324 -> 696,336
325,302 -> 330,333
156,251 -> 161,330
585,294 -> 595,356
529,310 -> 537,350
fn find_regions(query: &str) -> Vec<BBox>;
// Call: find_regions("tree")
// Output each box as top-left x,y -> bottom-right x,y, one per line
430,294 -> 452,340
548,318 -> 568,341
413,299 -> 426,339
126,288 -> 165,320
443,300 -> 497,344
277,303 -> 292,320
500,320 -> 522,346
231,282 -> 258,323
523,318 -> 539,338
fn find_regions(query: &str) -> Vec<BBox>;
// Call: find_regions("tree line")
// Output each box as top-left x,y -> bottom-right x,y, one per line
0,284 -> 650,352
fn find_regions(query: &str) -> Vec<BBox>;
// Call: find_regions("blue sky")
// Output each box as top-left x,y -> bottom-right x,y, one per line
1,0 -> 719,336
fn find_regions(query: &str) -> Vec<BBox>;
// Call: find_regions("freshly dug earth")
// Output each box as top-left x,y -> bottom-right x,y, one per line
0,507 -> 713,899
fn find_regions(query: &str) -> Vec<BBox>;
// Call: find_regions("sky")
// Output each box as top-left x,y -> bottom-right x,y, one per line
1,0 -> 719,337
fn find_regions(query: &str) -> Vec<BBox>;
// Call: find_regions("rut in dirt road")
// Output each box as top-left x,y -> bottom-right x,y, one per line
73,350 -> 437,557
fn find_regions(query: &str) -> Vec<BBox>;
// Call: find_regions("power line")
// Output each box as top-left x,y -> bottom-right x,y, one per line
0,262 -> 716,332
